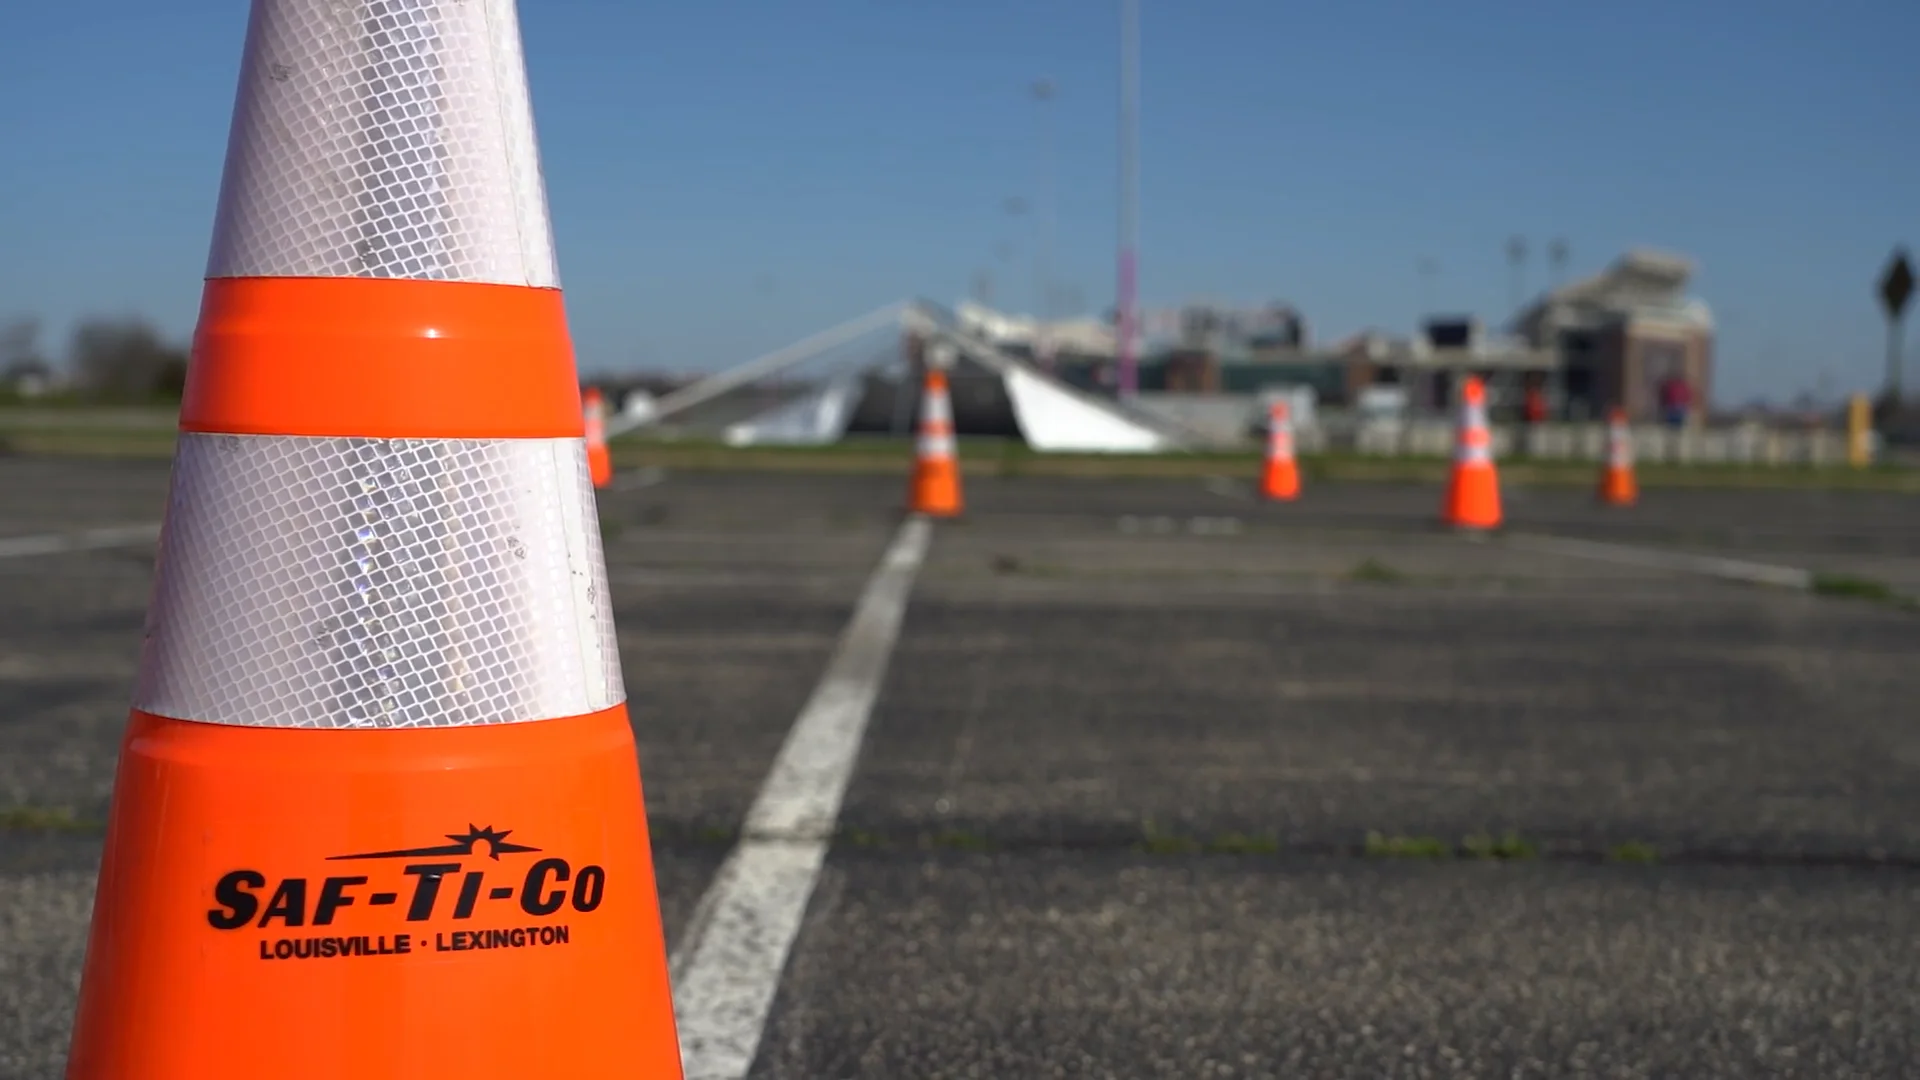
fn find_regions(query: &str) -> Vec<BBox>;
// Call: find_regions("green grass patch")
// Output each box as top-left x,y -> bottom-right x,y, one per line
1809,573 -> 1920,612
0,429 -> 179,459
1811,574 -> 1898,602
923,829 -> 994,853
839,827 -> 886,850
1364,831 -> 1451,858
1204,831 -> 1281,855
1133,824 -> 1286,856
0,806 -> 102,832
1345,557 -> 1407,584
1607,841 -> 1660,864
1137,820 -> 1201,855
0,395 -> 182,411
1461,831 -> 1538,860
6,408 -> 1914,491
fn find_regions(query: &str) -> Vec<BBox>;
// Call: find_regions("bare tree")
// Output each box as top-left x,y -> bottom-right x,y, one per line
68,317 -> 188,400
0,318 -> 52,398
0,318 -> 43,373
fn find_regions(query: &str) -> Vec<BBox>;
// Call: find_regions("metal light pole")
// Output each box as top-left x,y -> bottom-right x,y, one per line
1890,317 -> 1907,404
1031,78 -> 1057,369
1547,238 -> 1569,289
996,203 -> 1023,293
1417,257 -> 1438,320
1117,0 -> 1141,399
1505,236 -> 1528,313
997,202 -> 1024,328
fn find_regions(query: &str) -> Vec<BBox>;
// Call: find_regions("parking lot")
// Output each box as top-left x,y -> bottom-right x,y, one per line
4,458 -> 1919,1077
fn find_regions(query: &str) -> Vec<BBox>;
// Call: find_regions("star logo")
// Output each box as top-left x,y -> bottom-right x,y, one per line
326,824 -> 542,862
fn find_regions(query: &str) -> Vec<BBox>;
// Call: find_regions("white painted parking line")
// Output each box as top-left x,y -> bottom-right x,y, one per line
1503,532 -> 1814,590
0,522 -> 162,560
1186,515 -> 1245,536
1117,514 -> 1243,536
1201,475 -> 1251,500
669,515 -> 933,1080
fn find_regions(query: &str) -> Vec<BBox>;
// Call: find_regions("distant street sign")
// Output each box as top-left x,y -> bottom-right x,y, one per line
1880,248 -> 1914,320
1880,248 -> 1915,405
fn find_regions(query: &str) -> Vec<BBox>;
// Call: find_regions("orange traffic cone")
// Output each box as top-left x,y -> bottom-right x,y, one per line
907,367 -> 963,517
1260,398 -> 1301,501
1598,406 -> 1637,506
1442,375 -> 1503,529
65,3 -> 682,1077
585,386 -> 614,489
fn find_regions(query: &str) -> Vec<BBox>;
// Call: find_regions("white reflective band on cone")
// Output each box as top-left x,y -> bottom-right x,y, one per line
207,0 -> 558,287
1456,442 -> 1492,465
136,434 -> 623,729
1609,431 -> 1633,466
921,392 -> 952,427
917,432 -> 956,458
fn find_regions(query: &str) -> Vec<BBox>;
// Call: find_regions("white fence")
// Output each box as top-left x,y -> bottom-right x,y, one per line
1129,393 -> 1864,465
1130,393 -> 1866,466
1345,420 -> 1863,466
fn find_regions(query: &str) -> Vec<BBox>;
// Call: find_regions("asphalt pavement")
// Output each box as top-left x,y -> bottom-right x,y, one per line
2,459 -> 1917,1077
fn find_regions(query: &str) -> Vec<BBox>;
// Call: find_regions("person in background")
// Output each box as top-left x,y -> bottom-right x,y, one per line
1659,374 -> 1693,429
1522,375 -> 1548,425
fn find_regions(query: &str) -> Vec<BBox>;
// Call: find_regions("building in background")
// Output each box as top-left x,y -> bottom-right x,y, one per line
947,248 -> 1712,423
1509,249 -> 1714,422
955,302 -> 1116,362
1319,318 -> 1555,419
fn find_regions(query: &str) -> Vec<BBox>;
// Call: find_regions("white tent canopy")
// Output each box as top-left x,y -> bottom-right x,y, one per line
722,372 -> 863,447
1001,366 -> 1168,453
613,300 -> 1189,454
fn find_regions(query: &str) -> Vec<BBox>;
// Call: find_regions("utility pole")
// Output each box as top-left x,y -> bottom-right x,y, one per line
1117,0 -> 1141,399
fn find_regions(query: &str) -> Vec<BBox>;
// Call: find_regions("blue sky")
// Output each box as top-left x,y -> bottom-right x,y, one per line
1,1 -> 1914,403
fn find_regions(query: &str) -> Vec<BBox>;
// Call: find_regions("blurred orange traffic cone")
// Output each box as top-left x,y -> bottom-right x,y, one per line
585,386 -> 614,489
1598,406 -> 1637,506
907,366 -> 963,517
1260,398 -> 1301,501
65,3 -> 682,1077
1442,375 -> 1503,530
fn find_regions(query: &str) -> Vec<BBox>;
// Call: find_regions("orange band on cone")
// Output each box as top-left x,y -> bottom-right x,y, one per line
1261,456 -> 1300,501
184,277 -> 585,439
67,705 -> 679,1079
584,388 -> 613,488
